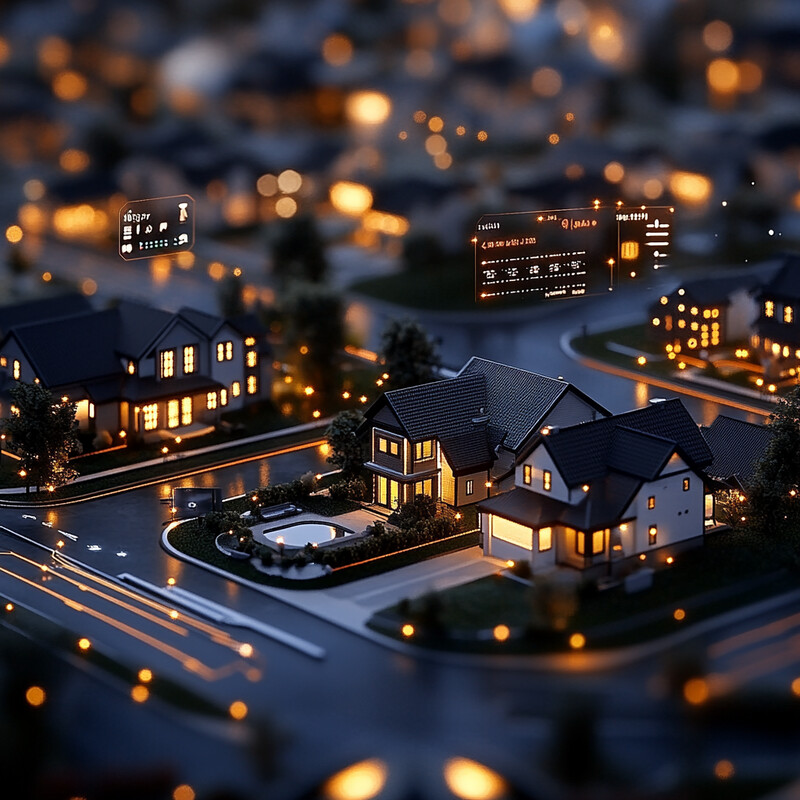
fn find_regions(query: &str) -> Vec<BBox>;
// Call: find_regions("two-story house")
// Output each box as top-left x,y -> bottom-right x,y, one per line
361,357 -> 608,510
751,254 -> 800,376
648,275 -> 759,357
478,398 -> 714,575
0,299 -> 270,442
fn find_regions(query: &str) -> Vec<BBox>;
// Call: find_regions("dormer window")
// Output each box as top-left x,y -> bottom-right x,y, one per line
127,360 -> 136,375
765,300 -> 774,318
523,464 -> 532,485
217,341 -> 233,362
785,306 -> 794,324
183,346 -> 196,374
160,349 -> 175,378
543,469 -> 552,492
414,440 -> 434,460
12,360 -> 20,380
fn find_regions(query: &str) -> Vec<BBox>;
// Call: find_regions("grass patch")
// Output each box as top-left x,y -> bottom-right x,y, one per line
167,513 -> 479,590
1,427 -> 325,502
370,527 -> 800,653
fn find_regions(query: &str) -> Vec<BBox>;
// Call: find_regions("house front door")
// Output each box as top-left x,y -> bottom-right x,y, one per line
376,476 -> 400,509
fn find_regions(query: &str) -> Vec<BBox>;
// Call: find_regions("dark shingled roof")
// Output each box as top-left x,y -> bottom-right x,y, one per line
479,472 -> 641,531
458,356 -> 585,450
537,398 -> 712,488
756,253 -> 800,300
0,293 -> 92,335
702,415 -> 772,488
375,358 -> 604,473
178,307 -> 226,339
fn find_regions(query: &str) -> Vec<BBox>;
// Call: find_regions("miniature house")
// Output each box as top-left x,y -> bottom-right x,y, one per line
751,254 -> 800,377
0,298 -> 270,442
648,275 -> 758,357
361,357 -> 608,510
478,398 -> 715,575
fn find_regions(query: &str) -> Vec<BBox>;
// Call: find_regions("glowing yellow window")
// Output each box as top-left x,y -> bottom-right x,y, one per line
220,389 -> 228,406
543,469 -> 552,492
13,359 -> 20,380
523,464 -> 532,485
231,381 -> 241,397
143,403 -> 158,431
167,399 -> 180,428
786,306 -> 794,323
538,526 -> 552,551
0,356 -> 6,367
678,319 -> 686,329
246,350 -> 257,368
765,300 -> 774,318
648,525 -> 657,545
181,396 -> 192,425
216,341 -> 233,362
247,375 -> 257,394
183,346 -> 196,374
207,392 -> 217,410
127,360 -> 135,374
160,349 -> 175,378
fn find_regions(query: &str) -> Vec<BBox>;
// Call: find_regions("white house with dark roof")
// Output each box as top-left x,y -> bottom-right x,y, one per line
478,398 -> 715,575
360,357 -> 608,510
0,299 -> 271,442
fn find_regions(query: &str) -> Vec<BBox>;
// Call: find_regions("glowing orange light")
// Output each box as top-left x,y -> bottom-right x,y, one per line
26,686 -> 46,707
131,684 -> 149,703
683,677 -> 709,705
401,623 -> 415,638
493,624 -> 511,642
569,632 -> 586,650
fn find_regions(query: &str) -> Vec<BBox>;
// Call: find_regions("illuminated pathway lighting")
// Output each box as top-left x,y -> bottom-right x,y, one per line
569,632 -> 586,650
443,757 -> 507,800
323,758 -> 388,800
401,623 -> 415,638
77,637 -> 91,651
229,700 -> 248,720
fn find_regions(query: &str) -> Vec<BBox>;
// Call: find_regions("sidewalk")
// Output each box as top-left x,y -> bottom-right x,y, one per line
0,417 -> 331,497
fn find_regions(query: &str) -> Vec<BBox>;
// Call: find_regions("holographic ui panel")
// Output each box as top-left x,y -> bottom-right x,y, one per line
475,205 -> 673,302
119,194 -> 195,260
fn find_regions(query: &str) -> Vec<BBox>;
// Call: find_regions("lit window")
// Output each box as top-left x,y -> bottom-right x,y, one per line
127,360 -> 135,375
389,440 -> 399,456
683,477 -> 690,491
89,403 -> 95,419
466,479 -> 474,496
378,436 -> 387,453
786,306 -> 794,324
244,336 -> 256,346
539,526 -> 552,551
577,531 -> 602,556
691,306 -> 698,316
677,319 -> 686,329
143,403 -> 158,431
167,399 -> 180,428
523,464 -> 532,485
160,349 -> 175,378
207,392 -> 217,410
181,396 -> 192,425
703,309 -> 711,319
216,341 -> 233,361
0,356 -> 6,367
677,304 -> 685,313
13,360 -> 20,380
414,440 -> 434,460
648,495 -> 655,510
247,375 -> 257,394
231,381 -> 241,397
183,346 -> 196,374
246,350 -> 258,368
543,469 -> 552,492
765,300 -> 774,318
648,525 -> 657,546
220,389 -> 228,406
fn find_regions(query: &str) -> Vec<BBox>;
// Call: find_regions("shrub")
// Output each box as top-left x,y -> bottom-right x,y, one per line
248,474 -> 318,513
200,510 -> 251,537
329,477 -> 367,501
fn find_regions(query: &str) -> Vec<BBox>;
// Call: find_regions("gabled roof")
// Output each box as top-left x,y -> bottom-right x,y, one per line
531,398 -> 712,488
457,357 -> 606,451
115,301 -> 175,358
755,253 -> 800,300
178,307 -> 227,339
0,293 -> 92,335
479,472 -> 642,531
659,276 -> 757,308
702,415 -> 772,488
364,357 -> 605,472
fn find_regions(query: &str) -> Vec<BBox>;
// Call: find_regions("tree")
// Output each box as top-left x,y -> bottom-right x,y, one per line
749,385 -> 800,533
3,383 -> 81,491
282,283 -> 346,395
379,318 -> 441,390
217,273 -> 246,318
325,409 -> 365,476
270,215 -> 328,287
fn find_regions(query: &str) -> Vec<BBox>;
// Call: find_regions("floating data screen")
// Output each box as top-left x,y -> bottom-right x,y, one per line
475,205 -> 673,302
119,194 -> 195,260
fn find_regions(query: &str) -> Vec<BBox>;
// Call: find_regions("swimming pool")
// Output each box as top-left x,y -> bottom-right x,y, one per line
261,520 -> 354,549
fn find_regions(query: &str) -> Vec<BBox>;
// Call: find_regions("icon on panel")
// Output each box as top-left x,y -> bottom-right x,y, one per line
118,195 -> 194,261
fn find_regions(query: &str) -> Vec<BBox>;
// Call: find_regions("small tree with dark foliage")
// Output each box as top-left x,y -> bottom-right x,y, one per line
379,318 -> 441,390
325,409 -> 365,477
3,382 -> 81,491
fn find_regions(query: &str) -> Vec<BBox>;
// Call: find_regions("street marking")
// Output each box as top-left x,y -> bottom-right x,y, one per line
116,551 -> 127,557
86,545 -> 101,552
42,522 -> 53,528
22,514 -> 36,520
58,530 -> 78,541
